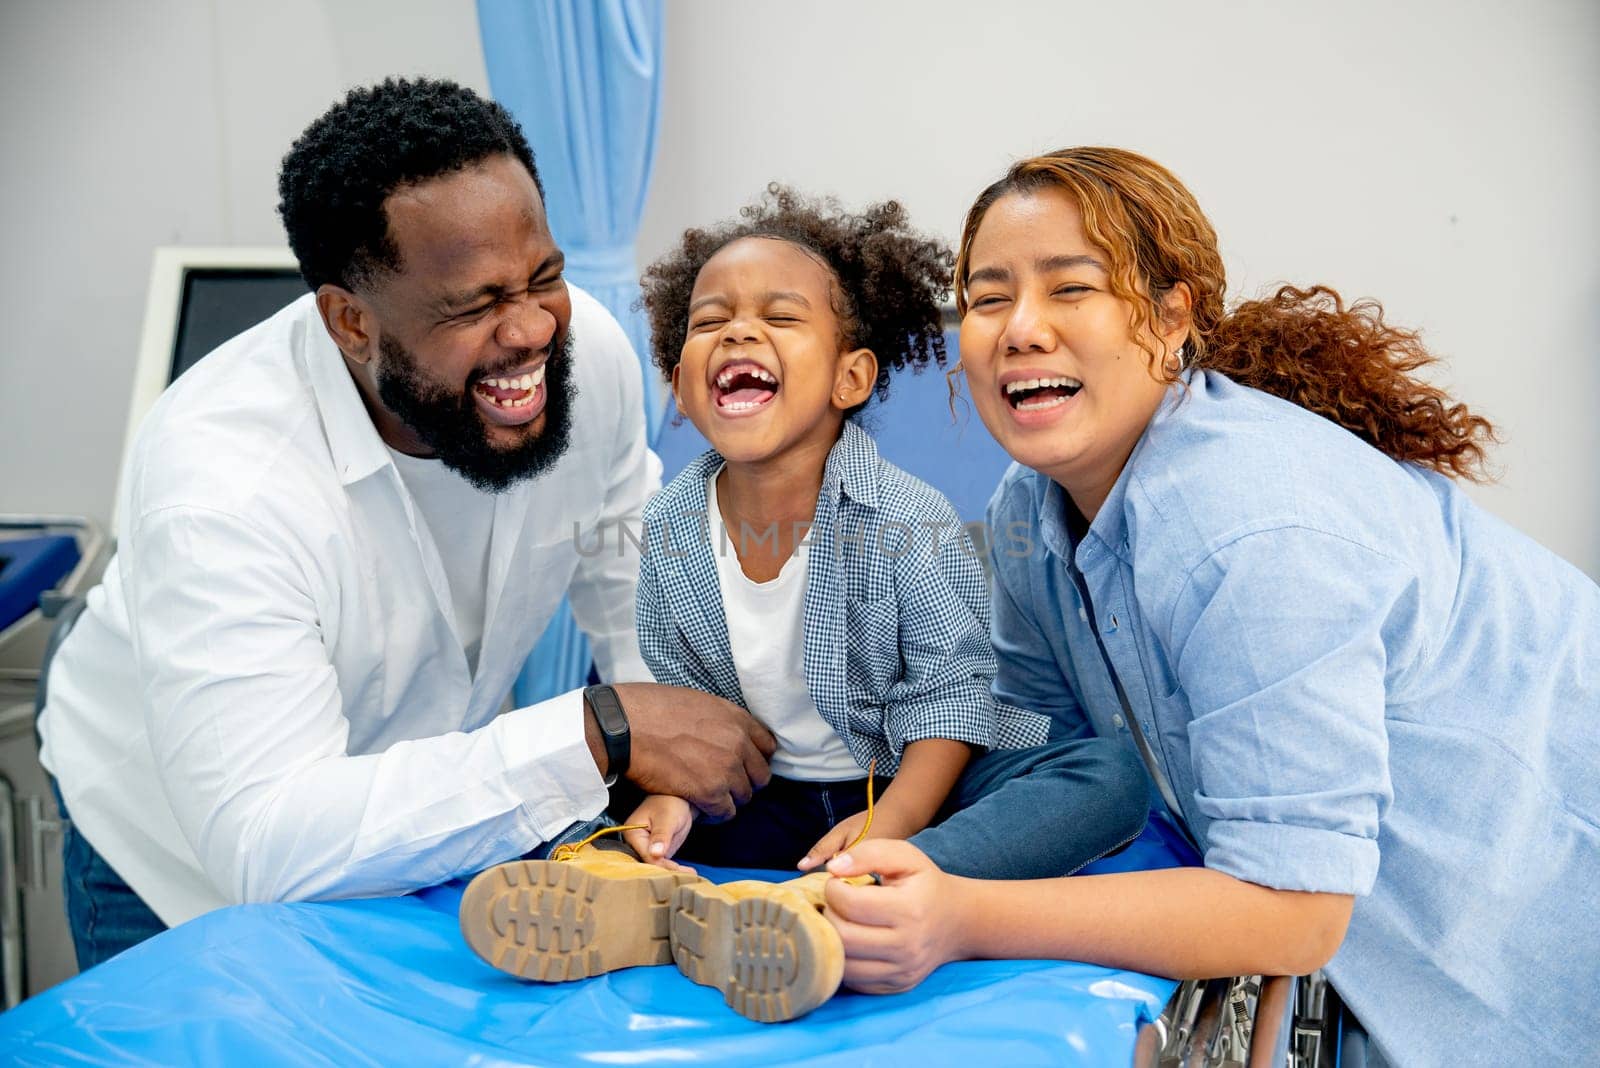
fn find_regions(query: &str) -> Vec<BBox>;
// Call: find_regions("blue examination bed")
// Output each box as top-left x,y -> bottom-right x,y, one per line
0,820 -> 1194,1066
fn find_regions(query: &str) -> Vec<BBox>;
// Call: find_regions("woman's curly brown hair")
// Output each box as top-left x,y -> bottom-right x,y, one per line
955,148 -> 1496,481
640,184 -> 953,407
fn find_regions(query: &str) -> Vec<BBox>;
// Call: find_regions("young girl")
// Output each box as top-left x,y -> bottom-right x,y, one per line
623,186 -> 1143,877
459,187 -> 1146,1022
819,149 -> 1600,1066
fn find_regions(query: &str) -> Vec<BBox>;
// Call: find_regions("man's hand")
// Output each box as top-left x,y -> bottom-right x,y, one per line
604,683 -> 775,821
620,794 -> 695,869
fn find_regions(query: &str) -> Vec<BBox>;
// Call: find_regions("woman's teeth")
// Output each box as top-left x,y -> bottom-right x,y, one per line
1003,375 -> 1079,395
1016,393 -> 1071,411
1004,374 -> 1081,411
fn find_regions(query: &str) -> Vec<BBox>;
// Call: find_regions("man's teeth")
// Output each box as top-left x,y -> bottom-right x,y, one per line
1003,375 -> 1080,395
715,365 -> 778,389
479,366 -> 547,392
474,366 -> 547,407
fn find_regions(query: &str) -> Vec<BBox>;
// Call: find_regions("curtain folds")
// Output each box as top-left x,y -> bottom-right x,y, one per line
477,0 -> 665,704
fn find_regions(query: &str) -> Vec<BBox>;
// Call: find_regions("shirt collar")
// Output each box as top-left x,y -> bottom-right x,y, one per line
1039,373 -> 1194,568
821,420 -> 881,509
685,418 -> 883,513
298,300 -> 397,487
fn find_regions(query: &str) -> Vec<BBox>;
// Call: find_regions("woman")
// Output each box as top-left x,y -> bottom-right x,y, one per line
820,148 -> 1599,1066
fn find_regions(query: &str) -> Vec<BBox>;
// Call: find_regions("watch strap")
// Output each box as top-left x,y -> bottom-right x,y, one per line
583,684 -> 630,786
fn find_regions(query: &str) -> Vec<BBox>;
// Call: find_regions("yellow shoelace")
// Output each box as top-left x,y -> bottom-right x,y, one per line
845,758 -> 876,851
548,757 -> 878,863
549,824 -> 647,862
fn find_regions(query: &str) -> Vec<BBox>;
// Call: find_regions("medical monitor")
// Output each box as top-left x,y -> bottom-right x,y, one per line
121,247 -> 306,473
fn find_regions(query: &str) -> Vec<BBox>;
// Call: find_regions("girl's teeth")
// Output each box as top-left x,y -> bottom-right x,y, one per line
716,365 -> 777,388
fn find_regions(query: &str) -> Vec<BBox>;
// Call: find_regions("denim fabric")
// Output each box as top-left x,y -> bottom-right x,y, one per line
54,785 -> 166,969
671,734 -> 1147,879
527,812 -> 619,860
986,369 -> 1600,1066
909,735 -> 1147,880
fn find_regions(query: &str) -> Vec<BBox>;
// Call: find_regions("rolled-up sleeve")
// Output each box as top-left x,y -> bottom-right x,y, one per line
1165,525 -> 1405,896
878,516 -> 1003,756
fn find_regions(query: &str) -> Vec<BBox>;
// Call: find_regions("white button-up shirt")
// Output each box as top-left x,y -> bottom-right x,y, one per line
38,287 -> 658,926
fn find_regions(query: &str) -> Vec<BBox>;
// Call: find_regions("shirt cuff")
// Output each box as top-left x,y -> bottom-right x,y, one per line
492,689 -> 609,845
1204,818 -> 1380,895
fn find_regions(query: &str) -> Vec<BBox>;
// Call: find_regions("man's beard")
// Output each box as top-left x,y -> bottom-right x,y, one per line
375,330 -> 578,492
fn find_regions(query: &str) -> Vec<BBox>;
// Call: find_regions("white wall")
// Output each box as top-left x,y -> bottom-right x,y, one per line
639,0 -> 1600,578
3,0 -> 1596,577
0,0 -> 488,524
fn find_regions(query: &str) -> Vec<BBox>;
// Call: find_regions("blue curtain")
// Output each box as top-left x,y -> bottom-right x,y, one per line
477,0 -> 665,704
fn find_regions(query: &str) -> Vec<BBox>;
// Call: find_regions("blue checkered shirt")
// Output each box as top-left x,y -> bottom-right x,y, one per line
636,420 -> 1050,777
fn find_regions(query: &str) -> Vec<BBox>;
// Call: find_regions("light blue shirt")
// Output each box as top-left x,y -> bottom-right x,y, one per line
987,370 -> 1599,1066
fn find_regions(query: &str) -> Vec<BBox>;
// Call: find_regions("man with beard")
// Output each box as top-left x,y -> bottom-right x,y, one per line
37,78 -> 775,968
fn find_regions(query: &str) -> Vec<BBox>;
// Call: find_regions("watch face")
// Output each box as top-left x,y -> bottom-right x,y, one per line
587,686 -> 628,734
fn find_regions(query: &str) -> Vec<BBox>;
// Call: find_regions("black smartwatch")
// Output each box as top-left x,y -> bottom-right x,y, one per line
583,684 -> 631,787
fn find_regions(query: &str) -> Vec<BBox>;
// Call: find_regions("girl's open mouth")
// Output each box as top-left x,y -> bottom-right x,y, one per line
713,360 -> 780,415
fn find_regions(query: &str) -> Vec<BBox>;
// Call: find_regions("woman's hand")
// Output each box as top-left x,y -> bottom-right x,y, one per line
620,794 -> 696,870
822,840 -> 970,994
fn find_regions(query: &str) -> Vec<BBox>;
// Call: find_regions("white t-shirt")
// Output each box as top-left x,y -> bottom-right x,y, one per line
708,469 -> 860,781
387,448 -> 493,675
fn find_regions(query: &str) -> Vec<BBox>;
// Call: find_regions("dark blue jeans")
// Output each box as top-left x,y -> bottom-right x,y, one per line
676,774 -> 876,869
52,784 -> 167,969
665,735 -> 1149,879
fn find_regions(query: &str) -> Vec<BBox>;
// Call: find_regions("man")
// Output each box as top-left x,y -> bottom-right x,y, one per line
38,78 -> 773,968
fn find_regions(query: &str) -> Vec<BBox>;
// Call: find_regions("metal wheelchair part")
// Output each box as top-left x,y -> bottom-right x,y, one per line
0,773 -> 19,1008
1137,968 -> 1334,1067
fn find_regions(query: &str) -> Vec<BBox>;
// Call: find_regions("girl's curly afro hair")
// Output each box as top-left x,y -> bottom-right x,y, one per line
640,185 -> 953,405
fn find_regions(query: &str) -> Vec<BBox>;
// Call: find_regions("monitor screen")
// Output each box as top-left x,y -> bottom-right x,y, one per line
171,268 -> 308,380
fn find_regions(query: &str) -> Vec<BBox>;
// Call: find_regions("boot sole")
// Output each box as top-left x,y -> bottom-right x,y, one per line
670,882 -> 844,1023
459,859 -> 698,981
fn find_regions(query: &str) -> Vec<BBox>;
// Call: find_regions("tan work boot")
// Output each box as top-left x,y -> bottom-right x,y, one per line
459,845 -> 702,982
669,870 -> 858,1023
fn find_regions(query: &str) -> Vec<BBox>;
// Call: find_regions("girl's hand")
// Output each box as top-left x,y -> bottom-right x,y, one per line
822,840 -> 969,994
620,794 -> 695,870
796,808 -> 883,869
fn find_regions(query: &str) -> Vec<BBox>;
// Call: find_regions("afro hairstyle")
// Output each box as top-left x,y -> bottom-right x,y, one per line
277,77 -> 541,292
640,185 -> 953,406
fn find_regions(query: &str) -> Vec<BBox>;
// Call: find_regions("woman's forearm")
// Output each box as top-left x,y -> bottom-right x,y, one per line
950,865 -> 1354,979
